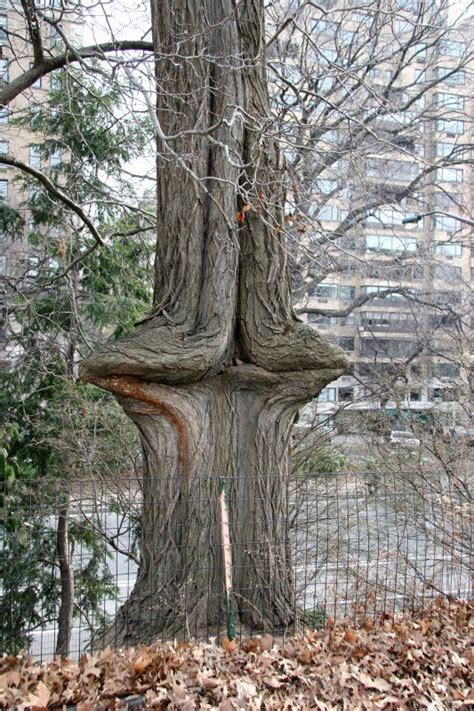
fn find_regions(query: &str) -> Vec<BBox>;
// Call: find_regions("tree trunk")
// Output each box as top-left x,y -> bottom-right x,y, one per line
80,0 -> 347,644
55,499 -> 74,657
94,366 -> 335,645
55,269 -> 78,657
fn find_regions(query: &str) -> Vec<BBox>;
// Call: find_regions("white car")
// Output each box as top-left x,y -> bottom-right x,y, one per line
389,430 -> 421,447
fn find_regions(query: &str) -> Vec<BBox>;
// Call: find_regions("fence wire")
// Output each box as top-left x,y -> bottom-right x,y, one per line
1,468 -> 472,661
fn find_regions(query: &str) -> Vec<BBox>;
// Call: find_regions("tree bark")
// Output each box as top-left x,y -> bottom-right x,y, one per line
55,269 -> 79,657
55,499 -> 74,657
80,0 -> 347,644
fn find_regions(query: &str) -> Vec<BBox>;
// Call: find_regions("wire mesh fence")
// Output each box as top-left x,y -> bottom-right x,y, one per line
1,468 -> 472,661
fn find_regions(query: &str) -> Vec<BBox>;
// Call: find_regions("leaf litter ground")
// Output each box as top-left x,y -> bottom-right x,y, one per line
1,599 -> 472,709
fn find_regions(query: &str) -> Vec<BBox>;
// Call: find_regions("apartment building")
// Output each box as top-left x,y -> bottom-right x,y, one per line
293,6 -> 473,433
0,0 -> 82,366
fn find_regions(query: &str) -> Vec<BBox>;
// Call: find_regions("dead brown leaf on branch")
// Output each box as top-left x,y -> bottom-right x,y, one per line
0,599 -> 472,710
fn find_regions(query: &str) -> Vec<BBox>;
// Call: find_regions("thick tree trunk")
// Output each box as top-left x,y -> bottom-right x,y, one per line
95,366 -> 334,645
80,0 -> 347,644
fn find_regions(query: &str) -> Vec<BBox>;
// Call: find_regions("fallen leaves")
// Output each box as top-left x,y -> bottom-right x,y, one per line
221,636 -> 237,653
0,599 -> 471,710
26,680 -> 50,710
131,651 -> 154,675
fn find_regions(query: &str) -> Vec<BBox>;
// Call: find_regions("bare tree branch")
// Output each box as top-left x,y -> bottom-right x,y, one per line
0,154 -> 104,246
0,40 -> 154,106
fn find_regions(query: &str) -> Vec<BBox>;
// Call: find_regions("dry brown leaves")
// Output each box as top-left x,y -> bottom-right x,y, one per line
1,599 -> 472,710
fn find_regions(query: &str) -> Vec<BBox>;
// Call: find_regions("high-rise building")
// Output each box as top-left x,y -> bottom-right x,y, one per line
286,8 -> 474,436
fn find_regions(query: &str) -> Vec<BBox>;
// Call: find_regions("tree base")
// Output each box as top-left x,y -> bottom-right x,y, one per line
92,364 -> 342,648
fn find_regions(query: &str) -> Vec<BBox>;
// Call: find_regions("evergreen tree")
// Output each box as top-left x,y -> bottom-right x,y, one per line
0,69 -> 153,656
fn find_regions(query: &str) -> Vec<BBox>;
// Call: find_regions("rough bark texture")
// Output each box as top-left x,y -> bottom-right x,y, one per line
55,501 -> 74,657
80,0 -> 347,645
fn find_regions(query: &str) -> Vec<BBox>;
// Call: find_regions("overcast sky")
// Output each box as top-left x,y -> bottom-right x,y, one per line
83,0 -> 473,46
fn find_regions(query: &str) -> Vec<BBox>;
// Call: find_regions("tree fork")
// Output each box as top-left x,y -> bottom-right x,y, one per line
80,0 -> 347,644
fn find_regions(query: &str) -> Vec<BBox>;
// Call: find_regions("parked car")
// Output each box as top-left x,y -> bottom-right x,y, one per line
389,430 -> 421,447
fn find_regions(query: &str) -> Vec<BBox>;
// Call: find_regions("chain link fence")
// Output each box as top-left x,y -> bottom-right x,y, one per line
1,468 -> 472,661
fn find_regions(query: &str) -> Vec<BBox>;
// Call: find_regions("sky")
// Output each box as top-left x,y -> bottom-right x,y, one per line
82,0 -> 473,46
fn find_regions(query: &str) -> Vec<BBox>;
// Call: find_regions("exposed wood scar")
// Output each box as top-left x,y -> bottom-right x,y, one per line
93,375 -> 189,476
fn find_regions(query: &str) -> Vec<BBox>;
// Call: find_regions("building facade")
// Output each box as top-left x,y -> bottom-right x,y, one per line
291,8 -> 473,434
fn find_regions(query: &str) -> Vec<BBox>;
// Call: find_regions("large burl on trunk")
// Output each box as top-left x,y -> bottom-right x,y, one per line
80,0 -> 347,644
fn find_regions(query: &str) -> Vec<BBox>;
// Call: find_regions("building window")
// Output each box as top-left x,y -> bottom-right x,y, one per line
29,145 -> 41,169
395,0 -> 419,10
0,105 -> 8,124
366,207 -> 415,227
366,159 -> 417,182
50,25 -> 61,47
368,67 -> 393,83
308,314 -> 353,327
308,314 -> 333,326
318,387 -> 337,402
432,363 -> 459,378
409,391 -> 421,402
360,338 -> 413,358
362,285 -> 385,295
435,143 -> 457,158
436,119 -> 464,136
316,204 -> 339,221
361,311 -> 415,328
0,13 -> 7,44
30,63 -> 42,89
414,68 -> 426,84
434,242 -> 462,257
313,283 -> 339,300
361,285 -> 408,301
311,19 -> 329,33
321,47 -> 337,63
339,286 -> 355,301
338,387 -> 354,402
26,255 -> 40,277
28,184 -> 40,203
316,179 -> 337,194
435,93 -> 465,111
0,139 -> 7,169
412,43 -> 426,62
365,234 -> 418,254
433,215 -> 461,233
50,147 -> 62,167
436,167 -> 463,182
432,263 -> 462,280
438,39 -> 466,57
0,178 -> 7,202
434,67 -> 465,85
338,337 -> 355,352
311,283 -> 355,301
0,58 -> 8,82
50,72 -> 63,91
394,18 -> 411,35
